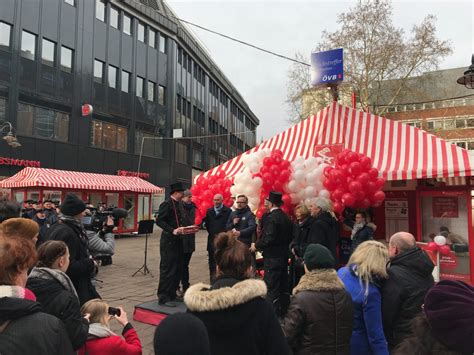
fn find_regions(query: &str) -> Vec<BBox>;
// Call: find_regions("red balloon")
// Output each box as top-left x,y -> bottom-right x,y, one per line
360,156 -> 372,170
342,193 -> 356,207
256,208 -> 265,219
263,157 -> 273,166
375,178 -> 386,189
282,194 -> 291,205
357,172 -> 371,186
323,178 -> 336,191
324,166 -> 333,177
273,156 -> 282,165
347,152 -> 359,163
280,160 -> 290,170
349,162 -> 362,177
360,198 -> 371,209
260,166 -> 270,175
349,181 -> 363,193
439,245 -> 451,256
279,169 -> 291,182
366,181 -> 377,194
426,242 -> 438,252
373,190 -> 386,203
368,168 -> 379,180
331,189 -> 344,201
262,172 -> 273,183
333,202 -> 344,214
336,153 -> 347,165
272,150 -> 283,158
352,190 -> 365,201
273,180 -> 283,192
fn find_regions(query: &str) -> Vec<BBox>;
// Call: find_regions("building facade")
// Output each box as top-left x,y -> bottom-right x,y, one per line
0,0 -> 258,193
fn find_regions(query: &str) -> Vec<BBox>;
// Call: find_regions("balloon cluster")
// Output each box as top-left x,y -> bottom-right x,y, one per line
191,171 -> 233,224
323,150 -> 386,214
426,235 -> 451,256
254,150 -> 293,218
286,156 -> 330,206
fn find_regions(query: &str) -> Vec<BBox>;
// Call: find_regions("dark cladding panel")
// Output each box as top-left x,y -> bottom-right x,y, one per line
117,152 -> 133,172
102,150 -> 119,174
41,0 -> 60,40
0,0 -> 16,22
136,43 -> 147,77
21,0 -> 40,32
19,58 -> 37,90
55,143 -> 77,170
77,147 -> 104,172
93,21 -> 107,60
108,30 -> 120,67
121,35 -> 133,71
34,139 -> 56,167
157,53 -> 167,84
147,50 -> 157,81
60,4 -> 77,48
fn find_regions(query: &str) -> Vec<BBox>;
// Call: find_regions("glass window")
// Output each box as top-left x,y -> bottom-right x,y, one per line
64,0 -> 75,6
108,65 -> 118,88
41,38 -> 55,66
110,6 -> 119,29
60,46 -> 73,72
103,123 -> 117,149
136,76 -> 144,97
137,22 -> 145,42
175,142 -> 187,164
0,97 -> 6,121
94,59 -> 104,83
55,112 -> 69,141
17,103 -> 34,135
36,107 -> 55,139
467,118 -> 474,128
90,120 -> 127,151
468,142 -> 474,150
0,22 -> 12,50
456,142 -> 467,149
444,119 -> 455,130
158,85 -> 165,106
91,121 -> 103,147
123,14 -> 132,35
116,126 -> 127,151
21,31 -> 36,60
456,119 -> 466,128
96,0 -> 105,22
147,81 -> 155,102
121,70 -> 130,93
148,28 -> 156,48
159,33 -> 166,53
193,149 -> 202,168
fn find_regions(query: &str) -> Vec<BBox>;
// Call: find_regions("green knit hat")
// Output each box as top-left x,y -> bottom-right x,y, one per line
304,244 -> 335,270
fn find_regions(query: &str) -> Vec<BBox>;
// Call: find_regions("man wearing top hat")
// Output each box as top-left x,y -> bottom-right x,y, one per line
155,182 -> 186,306
255,191 -> 293,317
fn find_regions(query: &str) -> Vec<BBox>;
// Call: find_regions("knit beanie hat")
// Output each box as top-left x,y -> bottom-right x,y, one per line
60,193 -> 86,217
303,243 -> 335,270
424,280 -> 474,354
154,313 -> 210,355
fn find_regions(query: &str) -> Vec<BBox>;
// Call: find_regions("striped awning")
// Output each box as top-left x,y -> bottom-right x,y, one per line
0,167 -> 164,194
203,103 -> 474,181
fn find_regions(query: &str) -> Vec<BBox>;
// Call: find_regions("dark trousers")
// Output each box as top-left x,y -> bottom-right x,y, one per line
181,252 -> 193,290
208,249 -> 216,283
158,234 -> 183,303
263,257 -> 289,316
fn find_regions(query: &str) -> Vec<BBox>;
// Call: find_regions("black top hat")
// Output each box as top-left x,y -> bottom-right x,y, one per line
25,199 -> 34,204
170,182 -> 185,194
266,191 -> 283,206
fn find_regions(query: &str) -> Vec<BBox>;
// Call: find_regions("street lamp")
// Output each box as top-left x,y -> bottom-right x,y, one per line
0,121 -> 21,148
457,54 -> 474,89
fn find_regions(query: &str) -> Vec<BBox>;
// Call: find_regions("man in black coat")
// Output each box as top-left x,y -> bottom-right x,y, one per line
180,189 -> 197,294
155,182 -> 186,306
308,197 -> 339,261
226,194 -> 257,248
21,199 -> 35,219
255,191 -> 293,317
382,232 -> 435,350
203,194 -> 231,283
46,193 -> 100,305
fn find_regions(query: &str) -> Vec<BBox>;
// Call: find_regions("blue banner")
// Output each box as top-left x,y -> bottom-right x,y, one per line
311,48 -> 344,86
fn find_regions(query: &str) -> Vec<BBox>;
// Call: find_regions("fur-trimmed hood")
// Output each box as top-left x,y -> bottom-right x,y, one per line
185,278 -> 267,312
293,269 -> 345,295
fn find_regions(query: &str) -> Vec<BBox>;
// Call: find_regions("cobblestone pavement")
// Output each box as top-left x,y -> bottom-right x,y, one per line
98,229 -> 209,355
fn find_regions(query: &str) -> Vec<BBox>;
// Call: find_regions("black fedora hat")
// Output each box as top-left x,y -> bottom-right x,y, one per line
170,182 -> 185,194
266,191 -> 283,206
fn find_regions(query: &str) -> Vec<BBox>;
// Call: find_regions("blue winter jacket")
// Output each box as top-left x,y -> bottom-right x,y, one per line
337,266 -> 389,355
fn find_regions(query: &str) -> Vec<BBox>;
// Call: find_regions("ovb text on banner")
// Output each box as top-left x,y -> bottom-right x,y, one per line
310,48 -> 344,87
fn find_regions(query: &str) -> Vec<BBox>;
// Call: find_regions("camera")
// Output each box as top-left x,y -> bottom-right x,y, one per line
108,307 -> 121,317
82,207 -> 128,232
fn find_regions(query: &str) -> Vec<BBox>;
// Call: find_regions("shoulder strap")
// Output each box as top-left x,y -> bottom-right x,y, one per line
0,320 -> 10,333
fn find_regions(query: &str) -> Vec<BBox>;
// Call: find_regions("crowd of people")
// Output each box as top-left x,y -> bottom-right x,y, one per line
0,184 -> 473,355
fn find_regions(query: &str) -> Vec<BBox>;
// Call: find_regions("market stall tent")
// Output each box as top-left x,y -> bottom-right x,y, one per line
0,167 -> 164,233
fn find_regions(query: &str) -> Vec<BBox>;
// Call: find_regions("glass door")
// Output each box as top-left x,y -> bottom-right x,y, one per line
137,194 -> 151,221
122,194 -> 135,230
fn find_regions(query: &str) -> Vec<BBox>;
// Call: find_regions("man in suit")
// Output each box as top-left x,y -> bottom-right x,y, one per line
255,191 -> 293,317
203,194 -> 231,283
155,182 -> 186,306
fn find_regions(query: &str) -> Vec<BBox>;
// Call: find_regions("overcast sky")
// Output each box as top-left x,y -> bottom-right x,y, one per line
166,0 -> 473,141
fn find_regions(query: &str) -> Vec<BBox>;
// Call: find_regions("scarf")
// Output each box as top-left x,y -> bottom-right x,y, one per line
59,214 -> 89,243
214,204 -> 223,215
351,222 -> 366,240
0,285 -> 29,299
88,322 -> 116,339
28,267 -> 79,300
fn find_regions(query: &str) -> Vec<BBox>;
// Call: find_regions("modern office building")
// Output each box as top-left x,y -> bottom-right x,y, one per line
0,0 -> 259,194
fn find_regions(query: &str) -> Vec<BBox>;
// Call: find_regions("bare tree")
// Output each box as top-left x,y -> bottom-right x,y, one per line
287,0 -> 452,122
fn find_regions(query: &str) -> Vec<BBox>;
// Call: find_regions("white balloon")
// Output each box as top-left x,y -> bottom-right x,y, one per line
294,170 -> 305,183
304,198 -> 313,207
319,189 -> 330,198
253,177 -> 263,188
287,180 -> 298,192
305,186 -> 316,198
434,235 -> 447,246
249,162 -> 260,174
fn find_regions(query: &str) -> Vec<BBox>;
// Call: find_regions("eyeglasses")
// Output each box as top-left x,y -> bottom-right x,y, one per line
236,201 -> 246,204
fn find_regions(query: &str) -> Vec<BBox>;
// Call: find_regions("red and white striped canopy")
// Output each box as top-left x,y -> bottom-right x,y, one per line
203,103 -> 474,181
0,168 -> 164,194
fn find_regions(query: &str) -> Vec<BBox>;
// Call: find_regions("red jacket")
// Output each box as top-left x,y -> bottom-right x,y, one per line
78,324 -> 142,355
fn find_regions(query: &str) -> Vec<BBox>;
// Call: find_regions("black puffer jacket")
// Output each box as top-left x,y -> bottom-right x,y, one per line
309,212 -> 339,261
185,277 -> 290,355
46,220 -> 99,305
282,269 -> 353,355
26,270 -> 89,350
0,297 -> 74,354
382,247 -> 435,348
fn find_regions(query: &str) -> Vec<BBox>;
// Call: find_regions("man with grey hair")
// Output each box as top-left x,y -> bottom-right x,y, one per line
307,197 -> 339,261
382,231 -> 434,350
203,193 -> 231,283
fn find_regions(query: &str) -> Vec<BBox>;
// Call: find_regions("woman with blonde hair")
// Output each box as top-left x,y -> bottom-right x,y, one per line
78,299 -> 142,355
337,241 -> 389,355
289,204 -> 313,290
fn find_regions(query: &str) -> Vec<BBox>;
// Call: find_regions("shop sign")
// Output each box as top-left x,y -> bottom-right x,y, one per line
311,48 -> 344,86
0,157 -> 40,168
117,170 -> 150,179
432,196 -> 459,218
